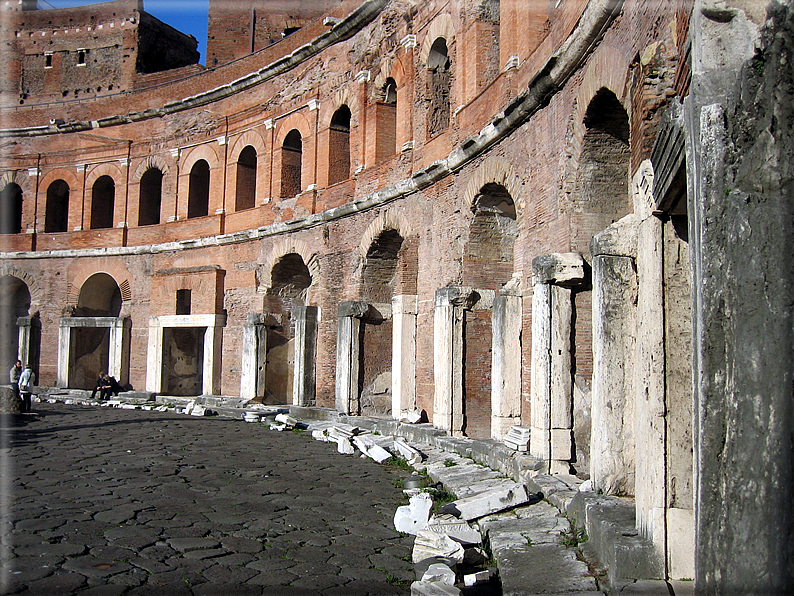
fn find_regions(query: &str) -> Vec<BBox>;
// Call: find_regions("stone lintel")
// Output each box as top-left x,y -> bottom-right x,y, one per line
591,214 -> 641,259
338,300 -> 370,318
532,253 -> 585,286
16,315 -> 41,328
59,316 -> 131,329
435,286 -> 478,309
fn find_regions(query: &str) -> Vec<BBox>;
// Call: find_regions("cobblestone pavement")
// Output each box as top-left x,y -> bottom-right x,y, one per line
0,403 -> 415,595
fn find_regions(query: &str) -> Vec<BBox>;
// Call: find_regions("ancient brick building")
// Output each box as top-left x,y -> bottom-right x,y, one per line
1,0 -> 792,593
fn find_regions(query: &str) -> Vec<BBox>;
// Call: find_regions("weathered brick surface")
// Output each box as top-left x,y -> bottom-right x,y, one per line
0,0 -> 690,436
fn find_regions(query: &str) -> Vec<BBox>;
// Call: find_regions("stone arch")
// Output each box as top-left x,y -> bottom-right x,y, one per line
274,112 -> 312,149
39,168 -> 80,194
0,274 -> 32,373
374,55 -> 408,92
66,259 -> 132,308
0,264 -> 41,307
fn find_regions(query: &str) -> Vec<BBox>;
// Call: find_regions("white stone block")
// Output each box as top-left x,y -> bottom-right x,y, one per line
311,429 -> 329,442
394,493 -> 433,535
412,530 -> 465,564
274,413 -> 297,428
441,483 -> 529,521
336,438 -> 355,454
421,563 -> 456,585
400,409 -> 422,423
410,581 -> 461,596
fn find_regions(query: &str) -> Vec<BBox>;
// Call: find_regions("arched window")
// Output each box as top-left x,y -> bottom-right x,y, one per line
280,130 -> 302,198
235,146 -> 257,211
427,38 -> 451,137
0,182 -> 23,234
45,179 -> 69,233
376,77 -> 397,162
328,106 -> 351,185
139,168 -> 163,226
188,160 -> 210,219
90,175 -> 115,230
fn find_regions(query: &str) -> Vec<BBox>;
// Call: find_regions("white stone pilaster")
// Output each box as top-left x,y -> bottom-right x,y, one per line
392,295 -> 417,418
335,301 -> 368,415
293,306 -> 318,406
491,292 -> 522,439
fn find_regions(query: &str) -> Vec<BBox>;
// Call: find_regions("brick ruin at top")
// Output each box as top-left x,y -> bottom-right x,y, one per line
1,0 -> 792,593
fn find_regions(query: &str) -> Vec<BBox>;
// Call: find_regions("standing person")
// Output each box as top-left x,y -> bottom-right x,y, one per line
18,364 -> 35,413
9,360 -> 22,397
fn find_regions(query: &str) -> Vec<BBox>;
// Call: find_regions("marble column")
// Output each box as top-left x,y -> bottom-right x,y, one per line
335,301 -> 368,415
292,306 -> 318,406
491,288 -> 522,439
391,295 -> 417,418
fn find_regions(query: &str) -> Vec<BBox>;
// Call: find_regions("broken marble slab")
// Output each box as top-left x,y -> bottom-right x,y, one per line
400,409 -> 422,424
439,482 -> 529,521
274,413 -> 297,428
463,569 -> 496,587
393,437 -> 423,465
414,557 -> 458,581
504,425 -> 531,451
427,513 -> 482,546
410,581 -> 461,595
394,493 -> 433,535
421,563 -> 456,585
412,530 -> 465,564
352,434 -> 392,463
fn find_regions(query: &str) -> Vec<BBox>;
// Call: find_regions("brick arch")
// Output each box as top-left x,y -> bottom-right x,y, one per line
39,168 -> 80,192
132,154 -> 170,182
0,170 -> 34,200
0,265 -> 42,308
572,45 -> 631,142
274,112 -> 312,148
85,162 -> 123,189
181,143 -> 222,174
374,54 -> 408,91
419,13 -> 455,65
356,209 -> 413,257
463,156 -> 524,219
66,258 -> 133,306
319,88 -> 357,127
229,129 -> 267,163
259,238 -> 319,291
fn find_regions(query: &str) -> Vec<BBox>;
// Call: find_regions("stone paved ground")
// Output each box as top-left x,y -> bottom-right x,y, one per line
0,403 -> 414,595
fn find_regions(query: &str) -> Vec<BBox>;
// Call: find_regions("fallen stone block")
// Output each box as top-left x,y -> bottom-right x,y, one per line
353,435 -> 392,463
413,530 -> 465,564
394,493 -> 433,535
504,425 -> 531,451
421,563 -> 456,585
427,513 -> 482,546
274,413 -> 297,428
411,580 -> 461,596
463,568 -> 495,587
393,437 -> 423,465
183,400 -> 197,415
337,437 -> 355,454
269,423 -> 288,431
311,429 -> 329,442
439,482 -> 529,521
191,405 -> 214,416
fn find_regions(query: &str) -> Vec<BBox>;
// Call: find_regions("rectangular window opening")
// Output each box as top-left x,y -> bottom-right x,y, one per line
176,289 -> 192,315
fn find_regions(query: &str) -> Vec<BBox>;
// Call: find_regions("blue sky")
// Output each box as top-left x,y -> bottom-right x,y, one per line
43,0 -> 210,65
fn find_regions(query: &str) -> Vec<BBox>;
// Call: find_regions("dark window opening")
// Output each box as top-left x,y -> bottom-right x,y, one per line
427,38 -> 451,137
188,160 -> 210,219
0,183 -> 23,234
77,50 -> 85,65
235,146 -> 257,211
90,175 -> 115,230
139,168 -> 163,226
45,179 -> 69,233
281,130 -> 302,198
376,78 -> 397,161
45,53 -> 52,67
176,289 -> 192,315
329,105 -> 351,185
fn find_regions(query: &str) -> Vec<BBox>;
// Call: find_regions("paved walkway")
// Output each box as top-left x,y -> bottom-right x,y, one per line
0,402 -> 415,595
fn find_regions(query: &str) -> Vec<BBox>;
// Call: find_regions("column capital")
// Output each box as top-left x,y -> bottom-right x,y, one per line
532,253 -> 585,286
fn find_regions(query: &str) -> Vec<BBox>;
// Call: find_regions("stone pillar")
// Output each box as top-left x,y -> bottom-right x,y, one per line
57,319 -> 72,388
203,321 -> 223,396
240,314 -> 267,401
590,215 -> 639,496
529,254 -> 585,474
146,318 -> 164,394
292,306 -> 318,406
107,317 -> 131,387
335,301 -> 368,415
16,314 -> 41,373
392,295 -> 417,418
685,2 -> 792,592
491,288 -> 522,439
433,287 -> 476,436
